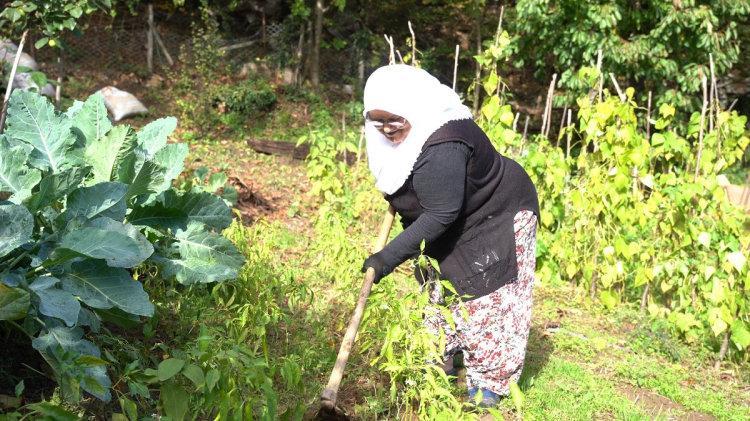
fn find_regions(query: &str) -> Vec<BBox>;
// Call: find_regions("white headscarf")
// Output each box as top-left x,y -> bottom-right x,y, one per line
363,65 -> 473,195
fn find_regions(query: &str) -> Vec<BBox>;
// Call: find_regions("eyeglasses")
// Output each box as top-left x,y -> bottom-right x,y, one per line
365,115 -> 407,131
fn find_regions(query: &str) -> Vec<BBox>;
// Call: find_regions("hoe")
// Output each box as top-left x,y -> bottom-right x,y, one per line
314,205 -> 396,420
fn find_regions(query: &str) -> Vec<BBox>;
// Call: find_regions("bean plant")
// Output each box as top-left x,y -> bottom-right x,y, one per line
481,66 -> 750,361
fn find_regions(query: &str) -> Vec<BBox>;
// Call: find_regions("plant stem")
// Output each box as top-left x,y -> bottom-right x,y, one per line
5,249 -> 32,273
6,319 -> 33,341
0,29 -> 29,134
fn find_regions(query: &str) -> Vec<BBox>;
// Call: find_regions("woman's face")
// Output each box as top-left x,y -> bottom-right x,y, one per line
366,110 -> 412,144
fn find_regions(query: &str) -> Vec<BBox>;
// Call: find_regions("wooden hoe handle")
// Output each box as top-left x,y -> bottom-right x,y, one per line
320,205 -> 396,409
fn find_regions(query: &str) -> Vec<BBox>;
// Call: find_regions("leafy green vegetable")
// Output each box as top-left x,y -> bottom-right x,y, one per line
0,89 -> 244,402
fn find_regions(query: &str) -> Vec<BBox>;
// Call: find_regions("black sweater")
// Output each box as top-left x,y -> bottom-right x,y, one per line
379,142 -> 470,266
379,118 -> 539,300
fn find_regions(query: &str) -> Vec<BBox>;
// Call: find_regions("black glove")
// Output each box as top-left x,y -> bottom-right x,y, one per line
361,252 -> 392,284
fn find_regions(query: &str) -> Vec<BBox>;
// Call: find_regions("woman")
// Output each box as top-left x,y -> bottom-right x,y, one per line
360,65 -> 539,409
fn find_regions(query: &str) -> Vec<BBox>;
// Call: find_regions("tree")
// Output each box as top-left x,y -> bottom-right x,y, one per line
510,0 -> 750,111
0,0 -> 113,108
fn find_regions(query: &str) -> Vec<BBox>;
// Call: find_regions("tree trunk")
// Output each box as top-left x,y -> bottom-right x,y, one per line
147,4 -> 154,74
311,0 -> 325,90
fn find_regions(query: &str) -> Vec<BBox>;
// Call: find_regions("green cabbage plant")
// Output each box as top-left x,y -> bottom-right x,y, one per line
0,89 -> 245,402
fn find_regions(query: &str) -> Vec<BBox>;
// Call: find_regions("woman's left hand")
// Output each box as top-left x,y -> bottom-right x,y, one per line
361,252 -> 392,284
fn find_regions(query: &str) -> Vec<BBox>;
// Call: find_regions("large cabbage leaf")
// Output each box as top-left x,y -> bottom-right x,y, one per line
61,260 -> 154,317
136,117 -> 177,156
128,188 -> 233,232
0,135 -> 42,203
84,125 -> 138,184
0,202 -> 34,258
32,326 -> 112,402
46,217 -> 153,268
152,221 -> 245,284
0,283 -> 29,321
70,92 -> 113,144
29,277 -> 81,327
5,90 -> 80,173
65,182 -> 129,222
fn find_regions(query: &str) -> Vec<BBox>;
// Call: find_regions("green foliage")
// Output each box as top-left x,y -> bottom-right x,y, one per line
0,90 -> 243,402
479,67 -> 750,361
115,219 -> 308,420
0,0 -> 112,47
177,166 -> 238,206
361,279 -> 475,419
510,0 -> 750,112
212,78 -> 278,115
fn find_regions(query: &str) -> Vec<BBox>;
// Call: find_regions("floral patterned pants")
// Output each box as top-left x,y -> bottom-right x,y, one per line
423,210 -> 537,396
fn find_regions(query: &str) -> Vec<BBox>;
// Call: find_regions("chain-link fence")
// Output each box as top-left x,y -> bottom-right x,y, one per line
25,9 -> 360,84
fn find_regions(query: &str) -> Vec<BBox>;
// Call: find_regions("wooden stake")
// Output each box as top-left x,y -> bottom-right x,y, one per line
522,115 -> 529,140
709,54 -> 715,132
261,6 -> 267,54
728,98 -> 738,113
512,112 -> 520,132
714,330 -> 731,371
640,282 -> 650,313
566,108 -> 572,158
473,4 -> 483,116
408,21 -> 416,66
396,49 -> 405,64
357,126 -> 364,162
147,4 -> 154,74
590,245 -> 599,302
342,111 -> 347,164
0,29 -> 28,134
596,49 -> 603,103
542,74 -> 557,137
646,91 -> 652,140
153,27 -> 174,66
694,76 -> 708,183
609,73 -> 625,102
494,6 -> 505,47
453,45 -> 460,92
294,23 -> 305,87
558,100 -> 568,145
384,34 -> 395,65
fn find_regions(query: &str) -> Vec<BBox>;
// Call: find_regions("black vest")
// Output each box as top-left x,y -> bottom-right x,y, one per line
385,119 -> 539,300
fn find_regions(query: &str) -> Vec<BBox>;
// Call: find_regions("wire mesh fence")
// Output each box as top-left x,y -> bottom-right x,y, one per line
24,11 -> 359,85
